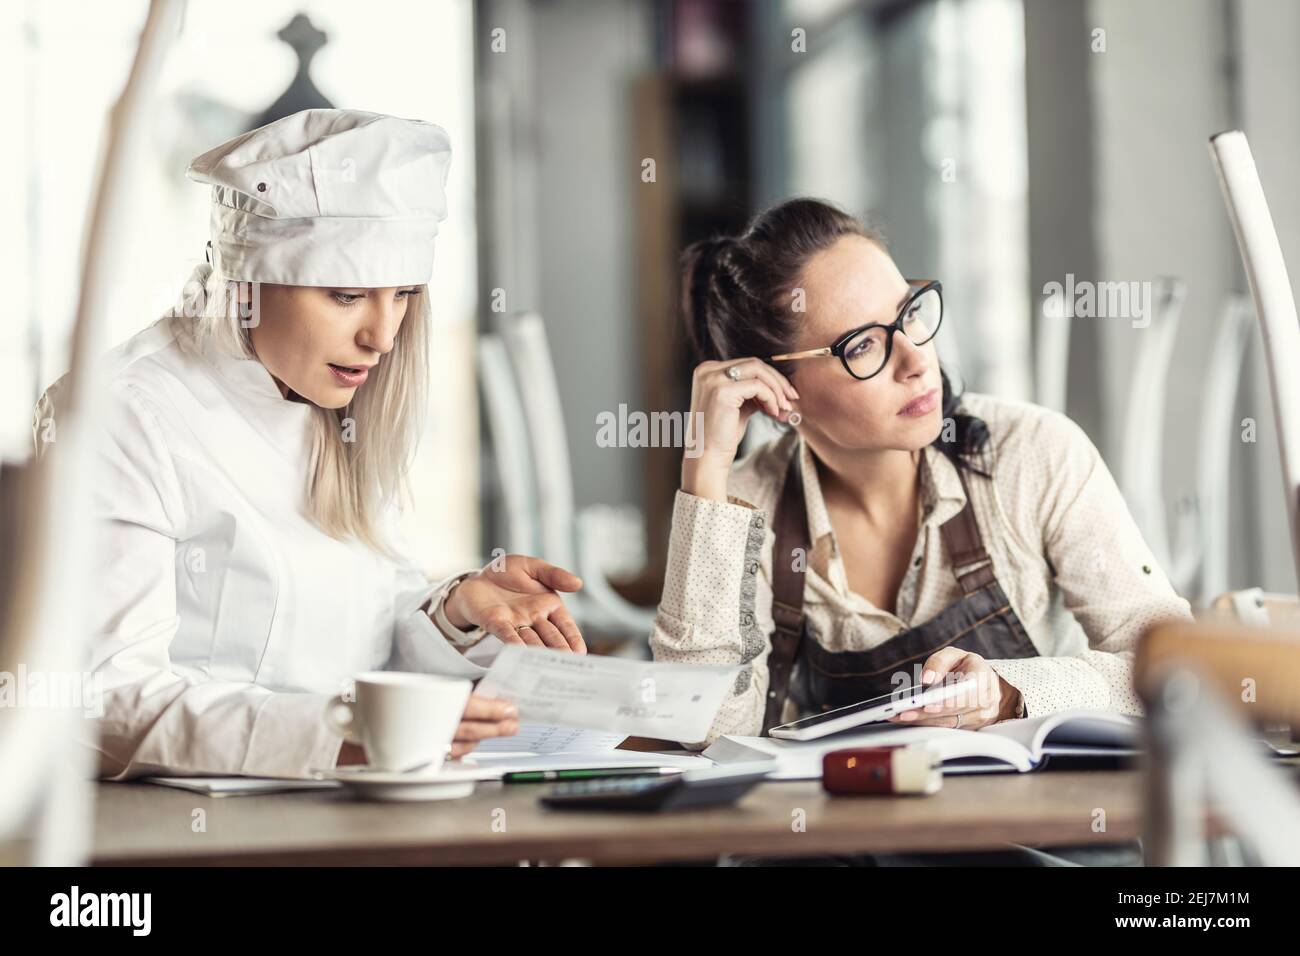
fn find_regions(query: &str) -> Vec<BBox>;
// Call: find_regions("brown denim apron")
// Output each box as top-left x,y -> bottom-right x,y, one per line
761,447 -> 1039,734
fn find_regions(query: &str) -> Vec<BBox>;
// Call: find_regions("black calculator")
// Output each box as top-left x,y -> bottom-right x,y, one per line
539,763 -> 771,812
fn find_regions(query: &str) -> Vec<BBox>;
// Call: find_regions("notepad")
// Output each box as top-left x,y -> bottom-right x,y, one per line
140,776 -> 341,796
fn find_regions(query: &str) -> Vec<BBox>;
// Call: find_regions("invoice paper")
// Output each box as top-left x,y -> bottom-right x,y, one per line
474,645 -> 739,742
471,723 -> 626,755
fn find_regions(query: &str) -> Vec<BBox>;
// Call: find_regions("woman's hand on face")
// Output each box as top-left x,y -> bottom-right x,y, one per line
681,359 -> 800,501
886,647 -> 1023,730
449,694 -> 519,759
443,554 -> 587,653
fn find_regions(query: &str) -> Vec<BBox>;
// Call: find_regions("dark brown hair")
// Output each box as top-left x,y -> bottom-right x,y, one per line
679,197 -> 989,474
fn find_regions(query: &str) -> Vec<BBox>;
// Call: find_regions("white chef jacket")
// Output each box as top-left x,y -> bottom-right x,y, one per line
40,314 -> 490,781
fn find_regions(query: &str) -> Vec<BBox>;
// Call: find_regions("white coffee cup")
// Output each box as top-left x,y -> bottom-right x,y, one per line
325,672 -> 472,772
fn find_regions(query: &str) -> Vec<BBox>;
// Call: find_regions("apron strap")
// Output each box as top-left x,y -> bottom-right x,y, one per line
761,446 -> 997,732
939,464 -> 997,595
761,445 -> 811,735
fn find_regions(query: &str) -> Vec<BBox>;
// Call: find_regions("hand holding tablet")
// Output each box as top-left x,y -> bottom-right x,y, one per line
769,678 -> 979,741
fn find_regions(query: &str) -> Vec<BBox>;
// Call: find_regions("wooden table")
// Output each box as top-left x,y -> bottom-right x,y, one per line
91,769 -> 1147,866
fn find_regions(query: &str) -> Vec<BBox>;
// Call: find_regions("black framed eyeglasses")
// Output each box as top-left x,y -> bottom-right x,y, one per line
770,279 -> 943,381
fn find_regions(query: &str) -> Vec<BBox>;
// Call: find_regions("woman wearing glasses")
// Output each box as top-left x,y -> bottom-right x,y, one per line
651,198 -> 1193,749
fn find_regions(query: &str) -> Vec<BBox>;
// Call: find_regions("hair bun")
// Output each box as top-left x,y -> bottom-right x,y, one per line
679,235 -> 740,362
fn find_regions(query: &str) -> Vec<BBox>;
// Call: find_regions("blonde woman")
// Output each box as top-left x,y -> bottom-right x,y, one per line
36,110 -> 583,780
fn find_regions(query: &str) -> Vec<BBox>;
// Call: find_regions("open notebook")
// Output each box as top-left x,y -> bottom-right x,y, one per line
706,708 -> 1299,779
704,709 -> 1144,779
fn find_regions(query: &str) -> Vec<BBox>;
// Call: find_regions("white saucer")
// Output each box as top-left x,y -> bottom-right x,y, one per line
311,765 -> 481,802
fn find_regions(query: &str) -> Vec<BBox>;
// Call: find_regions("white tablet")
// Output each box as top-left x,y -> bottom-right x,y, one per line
768,679 -> 976,741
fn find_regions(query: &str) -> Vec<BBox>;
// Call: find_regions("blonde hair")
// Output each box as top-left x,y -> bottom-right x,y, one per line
173,264 -> 429,560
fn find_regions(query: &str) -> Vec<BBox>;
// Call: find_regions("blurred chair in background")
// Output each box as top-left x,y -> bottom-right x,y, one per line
1128,290 -> 1258,607
1126,131 -> 1300,617
479,313 -> 659,650
477,333 -> 540,557
1033,291 -> 1071,414
1119,277 -> 1201,596
1194,295 -> 1256,605
1209,130 -> 1300,596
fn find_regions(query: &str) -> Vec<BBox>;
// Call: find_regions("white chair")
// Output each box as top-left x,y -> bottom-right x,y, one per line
1119,277 -> 1196,591
1209,130 -> 1300,593
491,313 -> 658,643
1034,295 -> 1071,413
0,0 -> 185,865
495,313 -> 578,570
1195,295 -> 1256,603
477,333 -> 541,557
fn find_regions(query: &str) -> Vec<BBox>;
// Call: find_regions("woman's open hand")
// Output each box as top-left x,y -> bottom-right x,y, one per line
443,554 -> 586,653
886,647 -> 1023,730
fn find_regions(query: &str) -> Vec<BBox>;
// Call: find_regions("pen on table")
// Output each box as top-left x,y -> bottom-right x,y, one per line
502,767 -> 684,784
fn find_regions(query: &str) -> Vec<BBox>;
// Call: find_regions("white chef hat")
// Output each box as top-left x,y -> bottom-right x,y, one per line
185,108 -> 452,287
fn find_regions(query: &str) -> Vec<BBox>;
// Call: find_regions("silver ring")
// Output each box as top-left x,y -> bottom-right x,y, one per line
726,364 -> 743,382
953,712 -> 963,730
